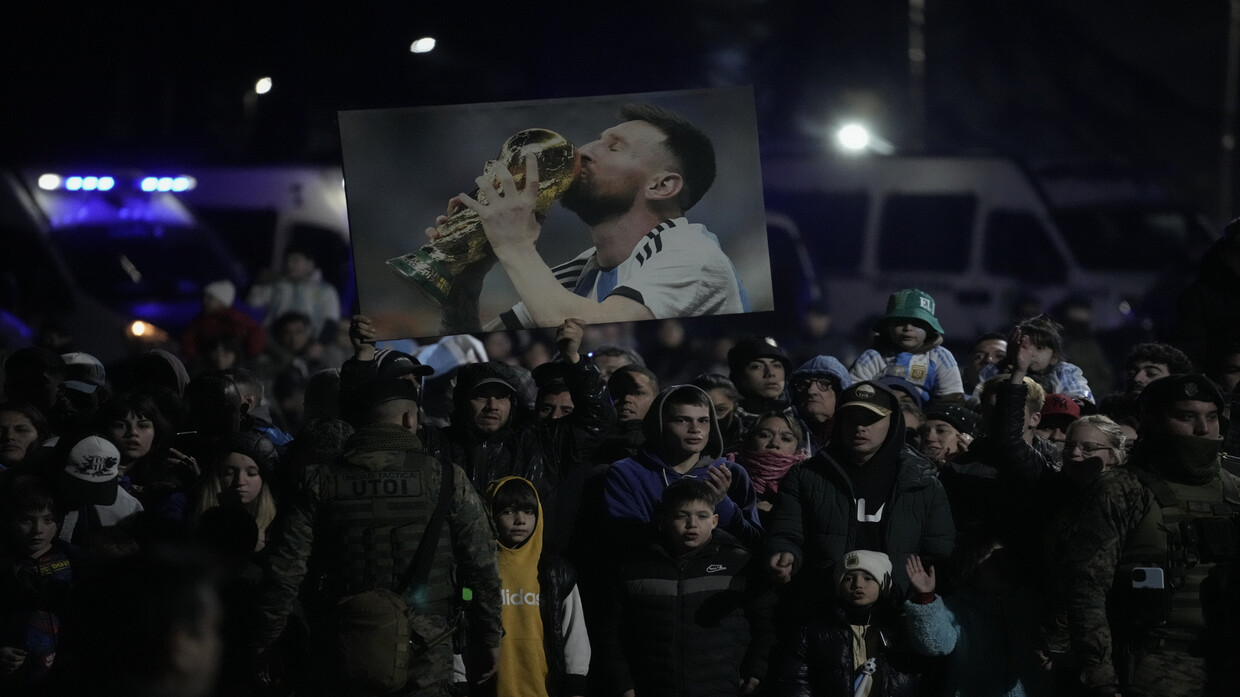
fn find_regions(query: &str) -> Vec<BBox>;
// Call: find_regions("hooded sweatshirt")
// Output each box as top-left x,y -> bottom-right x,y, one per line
604,385 -> 764,550
484,476 -> 590,697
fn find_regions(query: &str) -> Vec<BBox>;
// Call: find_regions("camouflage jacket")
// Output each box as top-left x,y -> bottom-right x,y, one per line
254,422 -> 502,650
1063,442 -> 1240,689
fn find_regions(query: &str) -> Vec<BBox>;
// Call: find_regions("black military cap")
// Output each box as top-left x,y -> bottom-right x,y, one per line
1139,374 -> 1225,414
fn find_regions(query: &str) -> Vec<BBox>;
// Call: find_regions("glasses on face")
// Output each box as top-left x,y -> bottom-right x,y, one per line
1063,440 -> 1109,455
793,377 -> 835,393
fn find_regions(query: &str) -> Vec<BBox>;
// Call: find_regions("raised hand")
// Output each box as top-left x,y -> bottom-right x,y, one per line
555,317 -> 587,364
1009,328 -> 1034,375
458,153 -> 542,252
905,554 -> 937,595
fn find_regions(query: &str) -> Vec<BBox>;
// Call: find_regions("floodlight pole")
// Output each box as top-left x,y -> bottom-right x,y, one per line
907,0 -> 927,153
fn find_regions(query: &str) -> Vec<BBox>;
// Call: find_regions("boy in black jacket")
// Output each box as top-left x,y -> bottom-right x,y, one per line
600,478 -> 774,697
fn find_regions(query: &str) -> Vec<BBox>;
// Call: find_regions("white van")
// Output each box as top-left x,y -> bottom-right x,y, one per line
175,166 -> 354,313
761,154 -> 1214,343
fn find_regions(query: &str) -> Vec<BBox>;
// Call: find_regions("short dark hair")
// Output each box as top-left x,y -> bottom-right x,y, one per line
691,373 -> 741,404
970,332 -> 1007,350
662,385 -> 712,412
591,344 -> 646,367
659,477 -> 716,519
228,368 -> 264,402
7,475 -> 59,519
491,478 -> 538,519
610,364 -> 659,395
272,311 -> 312,333
1126,342 -> 1194,374
619,103 -> 716,211
1017,315 -> 1063,357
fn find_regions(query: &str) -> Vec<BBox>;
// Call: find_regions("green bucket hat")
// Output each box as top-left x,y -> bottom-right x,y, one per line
876,288 -> 945,335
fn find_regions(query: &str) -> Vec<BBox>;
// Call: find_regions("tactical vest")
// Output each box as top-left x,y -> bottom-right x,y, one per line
318,448 -> 456,610
1121,466 -> 1240,632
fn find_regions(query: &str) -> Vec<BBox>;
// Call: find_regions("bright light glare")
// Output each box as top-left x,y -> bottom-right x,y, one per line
410,37 -> 436,53
130,321 -> 149,337
140,177 -> 158,192
38,174 -> 62,190
255,77 -> 273,95
836,124 -> 871,151
65,176 -> 83,191
98,176 -> 115,191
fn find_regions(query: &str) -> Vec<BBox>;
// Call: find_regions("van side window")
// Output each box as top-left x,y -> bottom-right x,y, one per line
1054,208 -> 1200,271
984,210 -> 1067,283
878,194 -> 974,272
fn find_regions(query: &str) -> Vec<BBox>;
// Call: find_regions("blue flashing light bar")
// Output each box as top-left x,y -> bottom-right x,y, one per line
139,176 -> 196,193
32,173 -> 194,193
37,173 -> 124,192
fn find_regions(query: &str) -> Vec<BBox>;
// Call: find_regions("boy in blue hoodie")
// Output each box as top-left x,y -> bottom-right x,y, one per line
603,384 -> 763,550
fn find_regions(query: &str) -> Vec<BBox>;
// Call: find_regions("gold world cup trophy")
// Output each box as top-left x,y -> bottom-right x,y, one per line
387,128 -> 580,307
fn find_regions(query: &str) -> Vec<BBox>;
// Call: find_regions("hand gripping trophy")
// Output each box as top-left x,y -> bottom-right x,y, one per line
387,129 -> 580,314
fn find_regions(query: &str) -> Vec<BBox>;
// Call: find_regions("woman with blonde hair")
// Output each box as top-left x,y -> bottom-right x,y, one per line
189,431 -> 279,551
1060,414 -> 1126,486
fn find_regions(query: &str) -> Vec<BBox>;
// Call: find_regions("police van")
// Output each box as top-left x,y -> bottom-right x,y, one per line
174,166 -> 355,315
761,154 -> 1215,344
0,169 -> 247,362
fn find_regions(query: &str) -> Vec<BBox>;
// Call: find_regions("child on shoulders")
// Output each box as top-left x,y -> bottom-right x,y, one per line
851,289 -> 965,404
974,318 -> 1093,406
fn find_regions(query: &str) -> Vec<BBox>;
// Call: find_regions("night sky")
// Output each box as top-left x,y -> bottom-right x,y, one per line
5,1 -> 1235,220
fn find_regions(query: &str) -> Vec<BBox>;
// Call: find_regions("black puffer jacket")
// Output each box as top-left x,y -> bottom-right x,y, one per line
766,383 -> 955,598
771,602 -> 923,697
599,529 -> 776,697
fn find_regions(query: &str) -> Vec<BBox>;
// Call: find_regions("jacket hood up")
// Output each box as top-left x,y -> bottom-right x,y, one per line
641,384 -> 725,461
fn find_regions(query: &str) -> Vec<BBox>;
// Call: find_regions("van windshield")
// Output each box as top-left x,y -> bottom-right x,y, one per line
46,222 -> 243,329
1053,207 -> 1210,270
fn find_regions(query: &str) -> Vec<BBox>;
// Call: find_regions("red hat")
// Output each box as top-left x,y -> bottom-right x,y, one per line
1040,393 -> 1081,420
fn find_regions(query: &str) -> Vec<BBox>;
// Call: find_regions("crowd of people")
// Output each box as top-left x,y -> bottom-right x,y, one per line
2,221 -> 1240,697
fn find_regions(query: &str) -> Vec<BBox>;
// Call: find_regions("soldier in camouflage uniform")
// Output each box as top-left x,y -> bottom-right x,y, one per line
253,373 -> 503,697
1063,374 -> 1240,696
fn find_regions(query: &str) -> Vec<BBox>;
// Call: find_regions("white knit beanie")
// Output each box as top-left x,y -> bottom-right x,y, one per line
834,549 -> 893,593
204,279 -> 236,307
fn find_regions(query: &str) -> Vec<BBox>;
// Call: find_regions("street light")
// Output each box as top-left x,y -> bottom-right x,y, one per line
410,37 -> 436,54
837,123 -> 871,152
255,77 -> 273,95
834,122 -> 895,155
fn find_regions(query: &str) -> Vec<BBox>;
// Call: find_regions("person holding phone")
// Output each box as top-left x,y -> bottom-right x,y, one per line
603,384 -> 763,551
1062,374 -> 1239,696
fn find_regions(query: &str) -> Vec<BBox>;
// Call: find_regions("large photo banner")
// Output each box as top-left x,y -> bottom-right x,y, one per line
340,86 -> 774,341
